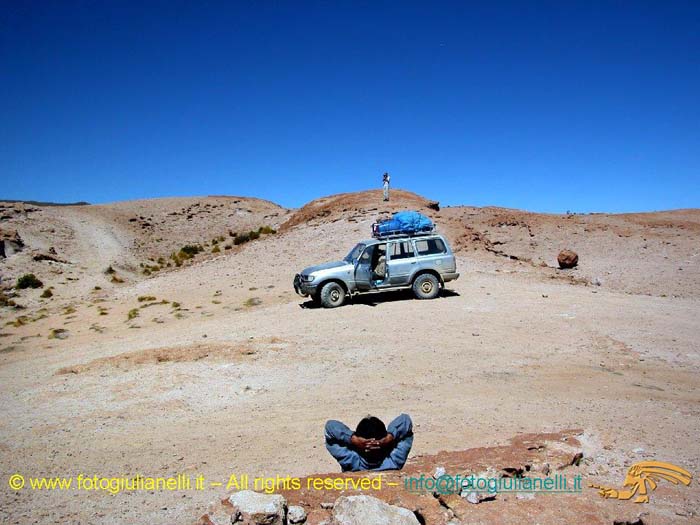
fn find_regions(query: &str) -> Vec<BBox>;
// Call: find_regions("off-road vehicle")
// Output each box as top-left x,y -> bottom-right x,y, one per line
293,231 -> 459,308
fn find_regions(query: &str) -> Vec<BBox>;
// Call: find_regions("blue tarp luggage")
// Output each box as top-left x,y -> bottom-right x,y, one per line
372,211 -> 434,238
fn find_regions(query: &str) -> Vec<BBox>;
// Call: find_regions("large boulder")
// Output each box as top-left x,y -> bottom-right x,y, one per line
557,249 -> 578,269
331,495 -> 419,525
228,490 -> 286,525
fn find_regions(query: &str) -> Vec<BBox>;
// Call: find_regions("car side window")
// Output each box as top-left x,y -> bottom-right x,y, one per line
389,241 -> 415,260
414,238 -> 446,256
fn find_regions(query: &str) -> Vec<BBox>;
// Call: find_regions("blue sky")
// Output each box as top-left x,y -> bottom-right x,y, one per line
2,1 -> 698,212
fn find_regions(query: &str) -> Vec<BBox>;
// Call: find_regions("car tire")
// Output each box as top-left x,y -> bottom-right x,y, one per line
412,273 -> 440,300
320,282 -> 346,308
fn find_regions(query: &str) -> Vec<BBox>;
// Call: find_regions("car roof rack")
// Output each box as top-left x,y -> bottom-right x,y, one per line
371,228 -> 437,240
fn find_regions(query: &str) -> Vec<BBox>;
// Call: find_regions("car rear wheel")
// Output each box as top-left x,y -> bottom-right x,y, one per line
320,282 -> 346,308
412,273 -> 440,300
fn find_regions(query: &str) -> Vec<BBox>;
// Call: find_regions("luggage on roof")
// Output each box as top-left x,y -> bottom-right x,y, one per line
372,211 -> 434,238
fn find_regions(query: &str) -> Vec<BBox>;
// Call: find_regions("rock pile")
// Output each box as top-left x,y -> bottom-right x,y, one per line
199,491 -> 419,525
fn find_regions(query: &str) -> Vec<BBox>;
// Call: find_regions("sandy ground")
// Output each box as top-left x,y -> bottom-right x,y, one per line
0,191 -> 698,524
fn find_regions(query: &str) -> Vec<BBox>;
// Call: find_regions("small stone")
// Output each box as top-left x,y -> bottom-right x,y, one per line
465,491 -> 479,504
320,502 -> 334,509
434,466 -> 446,478
288,505 -> 307,524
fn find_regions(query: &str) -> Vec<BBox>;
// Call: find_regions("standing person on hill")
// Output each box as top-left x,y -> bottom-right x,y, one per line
382,172 -> 391,201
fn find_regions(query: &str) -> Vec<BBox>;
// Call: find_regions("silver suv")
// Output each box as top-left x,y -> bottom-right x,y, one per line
294,233 -> 459,308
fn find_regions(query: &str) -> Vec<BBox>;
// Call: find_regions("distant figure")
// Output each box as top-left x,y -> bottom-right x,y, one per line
382,172 -> 391,201
324,414 -> 413,471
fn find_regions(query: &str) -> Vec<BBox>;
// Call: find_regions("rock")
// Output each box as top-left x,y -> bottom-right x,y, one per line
33,252 -> 67,263
331,495 -> 419,525
460,490 -> 496,504
197,510 -> 233,525
0,229 -> 24,258
228,491 -> 286,525
287,505 -> 307,524
557,249 -> 578,269
320,502 -> 334,510
465,491 -> 479,504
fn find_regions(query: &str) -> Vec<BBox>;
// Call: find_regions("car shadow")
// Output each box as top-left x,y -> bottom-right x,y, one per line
298,289 -> 460,309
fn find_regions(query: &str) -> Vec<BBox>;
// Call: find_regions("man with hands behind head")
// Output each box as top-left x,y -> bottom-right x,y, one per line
324,414 -> 413,472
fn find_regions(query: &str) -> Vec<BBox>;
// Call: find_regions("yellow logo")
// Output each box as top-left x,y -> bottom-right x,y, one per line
590,461 -> 692,503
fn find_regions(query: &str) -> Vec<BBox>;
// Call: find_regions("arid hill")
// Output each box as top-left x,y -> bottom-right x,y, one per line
1,191 -> 698,525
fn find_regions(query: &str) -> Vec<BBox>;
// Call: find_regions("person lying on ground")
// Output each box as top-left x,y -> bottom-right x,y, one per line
324,414 -> 413,472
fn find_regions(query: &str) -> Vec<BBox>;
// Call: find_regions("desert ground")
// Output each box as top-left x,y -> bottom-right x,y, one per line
0,190 -> 698,524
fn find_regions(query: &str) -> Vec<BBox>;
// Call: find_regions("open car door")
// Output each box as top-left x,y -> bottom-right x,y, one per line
354,244 -> 389,290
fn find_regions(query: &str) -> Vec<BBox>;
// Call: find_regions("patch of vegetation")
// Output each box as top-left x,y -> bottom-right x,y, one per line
98,306 -> 109,316
170,243 -> 204,266
7,316 -> 29,327
63,305 -> 76,315
141,263 -> 161,275
17,274 -> 43,289
111,275 -> 124,284
171,302 -> 181,309
104,265 -> 116,275
244,297 -> 262,307
0,291 -> 17,308
233,232 -> 250,245
94,286 -> 102,291
212,245 -> 220,253
138,295 -> 157,302
233,226 -> 275,246
40,288 -> 54,298
180,244 -> 203,256
48,328 -> 69,340
140,299 -> 170,309
127,308 -> 140,321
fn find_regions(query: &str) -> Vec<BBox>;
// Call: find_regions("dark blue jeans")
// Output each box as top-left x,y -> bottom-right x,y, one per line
324,414 -> 413,472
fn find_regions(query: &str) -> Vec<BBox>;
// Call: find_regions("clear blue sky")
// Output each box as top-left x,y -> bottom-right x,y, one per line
2,1 -> 698,212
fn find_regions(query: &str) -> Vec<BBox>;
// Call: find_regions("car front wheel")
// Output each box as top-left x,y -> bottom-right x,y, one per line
320,282 -> 346,308
412,273 -> 440,300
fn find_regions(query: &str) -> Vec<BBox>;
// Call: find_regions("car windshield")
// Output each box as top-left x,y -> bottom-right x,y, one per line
343,243 -> 365,264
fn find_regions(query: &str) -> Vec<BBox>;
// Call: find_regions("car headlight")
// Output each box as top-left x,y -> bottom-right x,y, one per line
302,274 -> 315,282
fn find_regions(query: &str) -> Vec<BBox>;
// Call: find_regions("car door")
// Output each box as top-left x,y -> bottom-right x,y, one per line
354,244 -> 374,291
387,240 -> 417,285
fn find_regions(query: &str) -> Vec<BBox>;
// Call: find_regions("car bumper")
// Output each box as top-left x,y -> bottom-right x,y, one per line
442,272 -> 460,282
293,274 -> 317,297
